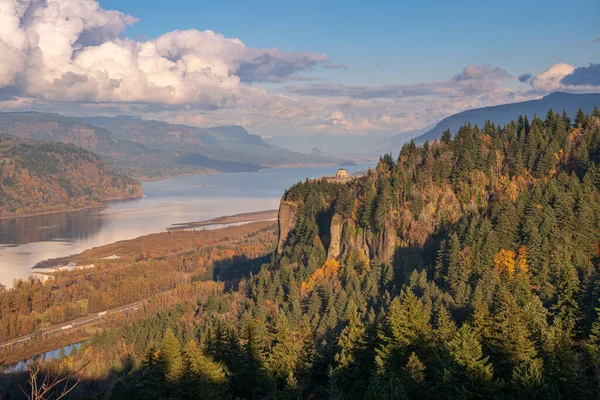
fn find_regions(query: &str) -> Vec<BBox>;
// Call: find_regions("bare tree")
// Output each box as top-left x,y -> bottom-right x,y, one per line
20,363 -> 82,400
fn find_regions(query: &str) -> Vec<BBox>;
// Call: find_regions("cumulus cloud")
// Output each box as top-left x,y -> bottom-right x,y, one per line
0,0 -> 335,108
528,62 -> 600,94
518,73 -> 533,83
451,64 -> 512,95
529,63 -> 575,93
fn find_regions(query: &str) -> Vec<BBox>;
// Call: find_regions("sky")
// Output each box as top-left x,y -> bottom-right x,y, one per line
0,0 -> 598,138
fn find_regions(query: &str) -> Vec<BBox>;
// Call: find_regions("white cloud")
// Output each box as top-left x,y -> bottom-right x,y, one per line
0,0 -> 334,108
529,63 -> 575,93
528,62 -> 600,94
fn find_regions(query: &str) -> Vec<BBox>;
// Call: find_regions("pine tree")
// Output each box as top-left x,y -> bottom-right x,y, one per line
331,300 -> 371,399
434,304 -> 457,344
386,292 -> 431,349
585,308 -> 600,392
576,107 -> 587,128
446,323 -> 494,385
183,341 -> 230,399
490,292 -> 540,384
266,312 -> 304,382
405,351 -> 426,383
335,300 -> 366,369
160,327 -> 183,383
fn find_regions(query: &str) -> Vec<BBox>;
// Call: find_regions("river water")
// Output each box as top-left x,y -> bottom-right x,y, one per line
0,164 -> 373,288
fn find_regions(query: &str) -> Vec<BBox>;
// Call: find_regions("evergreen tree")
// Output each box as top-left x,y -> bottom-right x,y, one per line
160,328 -> 183,383
446,324 -> 494,389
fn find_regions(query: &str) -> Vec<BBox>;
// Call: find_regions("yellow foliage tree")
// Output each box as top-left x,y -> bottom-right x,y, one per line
494,249 -> 516,280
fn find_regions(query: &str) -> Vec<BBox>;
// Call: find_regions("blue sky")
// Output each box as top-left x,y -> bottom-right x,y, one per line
100,0 -> 599,85
0,0 -> 598,137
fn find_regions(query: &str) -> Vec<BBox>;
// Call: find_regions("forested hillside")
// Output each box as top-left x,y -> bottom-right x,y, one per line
0,112 -> 116,149
0,135 -> 141,217
4,107 -> 600,399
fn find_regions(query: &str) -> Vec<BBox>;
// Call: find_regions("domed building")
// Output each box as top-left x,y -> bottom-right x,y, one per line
336,168 -> 349,179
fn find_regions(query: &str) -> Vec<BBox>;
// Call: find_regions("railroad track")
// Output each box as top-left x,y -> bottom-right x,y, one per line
0,300 -> 147,351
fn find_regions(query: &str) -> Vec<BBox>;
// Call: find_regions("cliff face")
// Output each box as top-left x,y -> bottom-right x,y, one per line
327,213 -> 343,259
277,199 -> 298,253
276,193 -> 397,265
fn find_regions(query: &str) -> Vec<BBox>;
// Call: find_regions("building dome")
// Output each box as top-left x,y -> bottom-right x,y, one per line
336,168 -> 348,179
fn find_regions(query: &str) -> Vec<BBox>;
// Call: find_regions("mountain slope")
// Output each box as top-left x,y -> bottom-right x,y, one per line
0,112 -> 350,180
0,135 -> 141,217
0,112 -> 115,149
414,92 -> 600,143
85,117 -> 350,167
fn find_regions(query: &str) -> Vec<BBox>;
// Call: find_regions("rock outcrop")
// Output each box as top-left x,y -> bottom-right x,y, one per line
327,213 -> 343,259
276,191 -> 397,265
378,225 -> 397,265
277,200 -> 298,253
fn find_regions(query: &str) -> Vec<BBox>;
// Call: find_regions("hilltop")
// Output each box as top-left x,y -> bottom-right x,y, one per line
0,135 -> 141,218
0,112 -> 115,149
413,92 -> 600,143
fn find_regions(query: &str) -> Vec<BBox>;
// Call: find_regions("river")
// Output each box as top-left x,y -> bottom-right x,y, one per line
0,164 -> 373,288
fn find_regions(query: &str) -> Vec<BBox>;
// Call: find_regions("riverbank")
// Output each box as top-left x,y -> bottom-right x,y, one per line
30,210 -> 278,272
0,193 -> 143,221
167,209 -> 278,231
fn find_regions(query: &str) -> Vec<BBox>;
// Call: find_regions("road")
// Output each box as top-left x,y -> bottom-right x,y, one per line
0,300 -> 148,351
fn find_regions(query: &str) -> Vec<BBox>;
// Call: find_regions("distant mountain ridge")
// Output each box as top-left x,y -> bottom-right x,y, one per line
0,112 -> 350,180
414,92 -> 600,143
0,112 -> 115,149
84,117 -> 349,169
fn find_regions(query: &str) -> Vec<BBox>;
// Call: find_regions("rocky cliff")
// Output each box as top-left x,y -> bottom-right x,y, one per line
277,199 -> 298,253
276,182 -> 398,266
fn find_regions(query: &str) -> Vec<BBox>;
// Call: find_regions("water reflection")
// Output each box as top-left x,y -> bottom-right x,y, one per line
0,209 -> 104,246
2,342 -> 83,373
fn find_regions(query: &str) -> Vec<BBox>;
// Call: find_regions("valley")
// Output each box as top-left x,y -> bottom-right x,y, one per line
0,112 -> 352,181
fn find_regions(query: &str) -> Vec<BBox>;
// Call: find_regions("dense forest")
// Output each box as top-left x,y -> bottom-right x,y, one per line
0,135 -> 141,217
3,107 -> 600,399
0,222 -> 276,345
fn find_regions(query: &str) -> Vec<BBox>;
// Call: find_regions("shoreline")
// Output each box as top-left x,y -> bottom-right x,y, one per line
31,210 -> 279,271
167,209 -> 278,231
0,193 -> 143,221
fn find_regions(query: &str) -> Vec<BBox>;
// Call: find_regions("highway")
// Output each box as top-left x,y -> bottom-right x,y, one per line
0,300 -> 147,351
